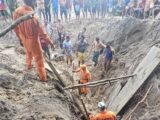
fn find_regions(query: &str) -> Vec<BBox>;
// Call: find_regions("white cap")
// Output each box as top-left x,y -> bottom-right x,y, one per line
98,101 -> 106,109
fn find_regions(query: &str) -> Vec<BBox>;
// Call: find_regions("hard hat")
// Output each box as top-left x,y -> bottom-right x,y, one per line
98,101 -> 106,109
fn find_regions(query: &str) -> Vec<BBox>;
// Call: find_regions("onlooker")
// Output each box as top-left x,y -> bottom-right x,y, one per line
63,35 -> 73,65
144,0 -> 155,18
59,0 -> 67,21
84,0 -> 91,18
134,0 -> 145,18
77,27 -> 87,41
92,0 -> 97,18
74,0 -> 81,19
66,0 -> 72,20
96,0 -> 101,18
101,0 -> 107,17
44,0 -> 51,22
77,36 -> 87,66
0,0 -> 7,22
57,19 -> 64,49
37,0 -> 45,20
150,0 -> 160,18
52,0 -> 58,21
6,0 -> 17,17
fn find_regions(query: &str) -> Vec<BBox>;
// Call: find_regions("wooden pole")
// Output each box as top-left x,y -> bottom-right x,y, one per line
45,58 -> 65,87
64,74 -> 136,90
80,97 -> 89,120
0,13 -> 34,37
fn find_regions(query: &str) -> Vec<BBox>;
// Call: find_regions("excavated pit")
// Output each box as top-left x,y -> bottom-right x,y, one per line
1,17 -> 160,120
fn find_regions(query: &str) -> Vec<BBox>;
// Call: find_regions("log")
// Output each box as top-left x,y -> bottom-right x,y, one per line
0,13 -> 34,37
64,74 -> 136,90
45,58 -> 65,87
80,97 -> 89,120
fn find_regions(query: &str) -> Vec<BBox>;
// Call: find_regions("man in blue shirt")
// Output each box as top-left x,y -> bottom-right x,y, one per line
63,35 -> 73,65
104,45 -> 114,71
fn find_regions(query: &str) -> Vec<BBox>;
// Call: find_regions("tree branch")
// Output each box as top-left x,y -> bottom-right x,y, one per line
64,74 -> 136,90
0,13 -> 34,37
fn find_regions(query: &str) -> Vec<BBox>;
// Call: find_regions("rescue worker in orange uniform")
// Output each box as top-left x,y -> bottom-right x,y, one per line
73,64 -> 91,95
89,101 -> 116,120
13,0 -> 54,81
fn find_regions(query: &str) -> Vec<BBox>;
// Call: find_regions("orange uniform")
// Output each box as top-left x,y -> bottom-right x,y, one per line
89,111 -> 116,120
78,65 -> 91,95
13,5 -> 52,81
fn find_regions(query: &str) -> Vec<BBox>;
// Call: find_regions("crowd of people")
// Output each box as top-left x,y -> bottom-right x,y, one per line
1,0 -> 160,23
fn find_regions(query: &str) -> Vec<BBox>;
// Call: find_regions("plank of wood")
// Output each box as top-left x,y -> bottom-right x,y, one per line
107,83 -> 122,107
108,46 -> 160,115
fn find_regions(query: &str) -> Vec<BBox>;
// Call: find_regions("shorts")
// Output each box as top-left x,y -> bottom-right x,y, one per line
66,52 -> 73,61
78,52 -> 85,62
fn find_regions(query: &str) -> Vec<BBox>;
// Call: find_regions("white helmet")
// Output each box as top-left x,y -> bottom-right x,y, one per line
98,101 -> 106,109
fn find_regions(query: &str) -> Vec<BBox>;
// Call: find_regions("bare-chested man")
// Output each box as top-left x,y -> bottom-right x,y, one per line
57,19 -> 64,49
92,37 -> 106,66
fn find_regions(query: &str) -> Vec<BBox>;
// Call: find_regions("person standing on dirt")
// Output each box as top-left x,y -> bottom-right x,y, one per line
63,35 -> 73,65
89,101 -> 116,120
36,0 -> 45,20
77,35 -> 88,67
96,0 -> 101,18
57,19 -> 64,49
44,0 -> 51,22
74,0 -> 81,20
40,21 -> 54,60
92,0 -> 97,18
101,0 -> 107,18
91,37 -> 106,67
59,0 -> 67,21
0,0 -> 7,22
104,45 -> 114,72
77,27 -> 87,41
84,0 -> 92,18
73,64 -> 91,95
13,0 -> 54,81
52,0 -> 58,21
6,0 -> 18,17
66,0 -> 72,20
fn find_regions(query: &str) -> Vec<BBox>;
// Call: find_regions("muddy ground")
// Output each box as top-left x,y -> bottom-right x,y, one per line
1,17 -> 160,120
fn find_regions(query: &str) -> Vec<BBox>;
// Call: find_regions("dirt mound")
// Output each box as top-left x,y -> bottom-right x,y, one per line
0,44 -> 80,120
